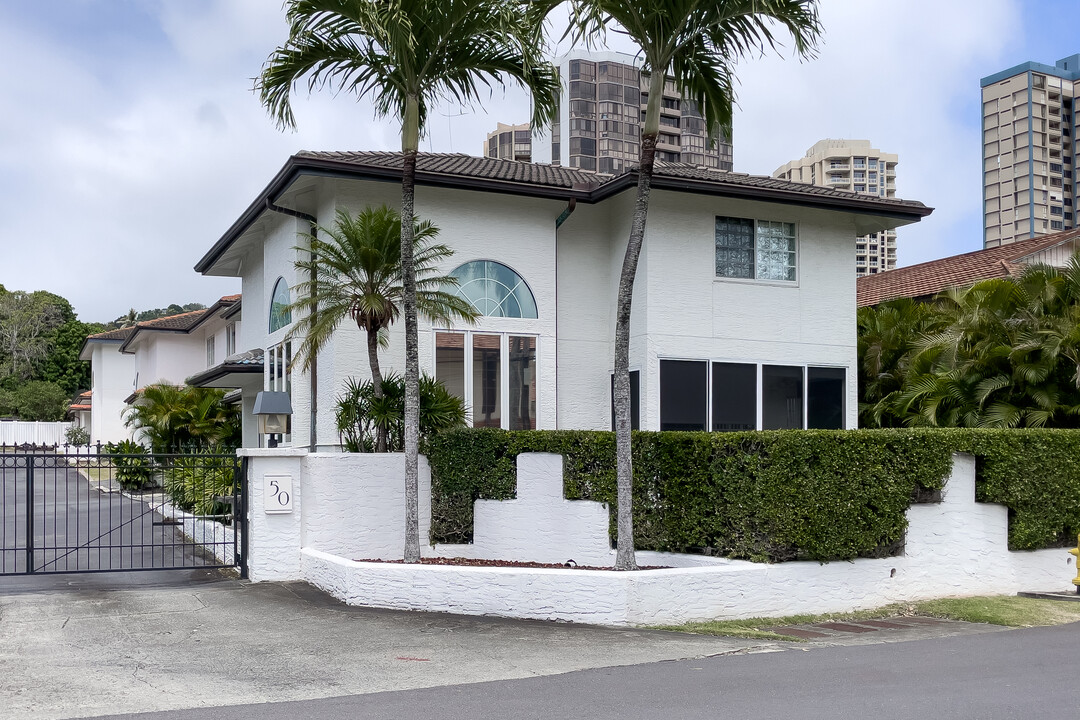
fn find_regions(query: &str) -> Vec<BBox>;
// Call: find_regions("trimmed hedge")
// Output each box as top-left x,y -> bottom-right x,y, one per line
424,428 -> 1080,562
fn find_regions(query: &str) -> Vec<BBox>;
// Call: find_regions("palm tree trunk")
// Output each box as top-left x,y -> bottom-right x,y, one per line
401,94 -> 422,563
366,327 -> 388,453
613,70 -> 665,571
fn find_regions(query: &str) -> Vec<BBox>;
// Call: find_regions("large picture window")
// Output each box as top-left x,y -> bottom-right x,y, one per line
660,360 -> 846,431
715,216 -> 797,282
435,331 -> 537,430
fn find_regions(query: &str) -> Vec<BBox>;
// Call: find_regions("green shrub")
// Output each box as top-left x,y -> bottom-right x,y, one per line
336,373 -> 465,452
104,440 -> 154,491
425,428 -> 1080,561
163,453 -> 238,518
64,425 -> 90,446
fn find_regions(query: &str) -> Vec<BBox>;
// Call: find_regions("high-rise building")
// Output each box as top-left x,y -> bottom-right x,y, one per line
981,55 -> 1080,248
774,139 -> 899,277
483,122 -> 532,162
530,51 -> 733,174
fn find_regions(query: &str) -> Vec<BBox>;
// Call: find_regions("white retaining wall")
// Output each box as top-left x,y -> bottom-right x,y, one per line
243,449 -> 1078,625
0,421 -> 71,447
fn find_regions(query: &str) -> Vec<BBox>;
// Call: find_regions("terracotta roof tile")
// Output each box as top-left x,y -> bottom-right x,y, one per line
133,309 -> 209,331
857,228 -> 1080,306
86,327 -> 134,341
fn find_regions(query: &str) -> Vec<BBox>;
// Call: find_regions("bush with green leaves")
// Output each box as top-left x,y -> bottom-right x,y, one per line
104,440 -> 154,491
123,384 -> 241,452
163,453 -> 239,519
425,428 -> 1080,561
64,425 -> 90,446
336,373 -> 465,452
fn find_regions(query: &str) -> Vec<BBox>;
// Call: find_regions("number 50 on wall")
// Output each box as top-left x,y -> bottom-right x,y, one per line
263,474 -> 293,514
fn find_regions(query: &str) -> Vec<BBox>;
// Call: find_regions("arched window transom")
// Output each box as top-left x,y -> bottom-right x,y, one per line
448,260 -> 537,319
269,277 -> 292,333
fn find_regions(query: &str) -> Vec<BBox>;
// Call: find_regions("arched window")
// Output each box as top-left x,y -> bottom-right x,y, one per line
269,277 -> 292,333
448,260 -> 537,319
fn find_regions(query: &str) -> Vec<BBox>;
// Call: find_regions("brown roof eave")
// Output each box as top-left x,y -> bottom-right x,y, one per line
194,156 -> 590,275
118,327 -> 193,354
636,174 -> 934,222
186,362 -> 264,388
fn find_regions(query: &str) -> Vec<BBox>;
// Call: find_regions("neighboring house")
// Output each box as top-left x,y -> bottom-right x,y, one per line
857,227 -> 1080,307
67,391 -> 92,430
78,296 -> 242,445
193,151 -> 931,450
79,326 -> 137,444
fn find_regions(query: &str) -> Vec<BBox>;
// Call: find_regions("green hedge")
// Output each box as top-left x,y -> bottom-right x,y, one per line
424,428 -> 1080,561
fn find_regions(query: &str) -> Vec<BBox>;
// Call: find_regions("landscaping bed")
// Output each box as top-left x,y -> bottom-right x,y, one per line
355,556 -> 668,570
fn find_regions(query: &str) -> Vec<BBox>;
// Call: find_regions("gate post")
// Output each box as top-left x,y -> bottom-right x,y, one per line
25,455 -> 34,574
238,456 -> 249,580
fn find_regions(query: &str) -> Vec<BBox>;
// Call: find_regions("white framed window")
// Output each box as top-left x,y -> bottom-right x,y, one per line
659,359 -> 846,432
715,216 -> 797,282
225,322 -> 237,357
434,330 -> 537,430
447,260 -> 538,319
266,341 -> 293,444
206,336 -> 215,368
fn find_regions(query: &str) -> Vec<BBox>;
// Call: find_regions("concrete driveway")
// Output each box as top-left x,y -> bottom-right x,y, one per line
0,576 -> 762,720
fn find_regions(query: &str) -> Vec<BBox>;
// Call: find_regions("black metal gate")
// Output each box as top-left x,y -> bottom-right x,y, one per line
0,445 -> 246,576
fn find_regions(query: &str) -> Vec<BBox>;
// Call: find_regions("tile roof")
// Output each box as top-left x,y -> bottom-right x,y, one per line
295,151 -> 930,213
133,309 -> 209,331
857,228 -> 1080,307
296,150 -> 599,189
85,327 -> 134,341
197,151 -> 932,275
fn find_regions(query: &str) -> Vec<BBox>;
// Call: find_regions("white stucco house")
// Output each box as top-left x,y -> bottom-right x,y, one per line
192,152 -> 932,449
79,295 -> 242,444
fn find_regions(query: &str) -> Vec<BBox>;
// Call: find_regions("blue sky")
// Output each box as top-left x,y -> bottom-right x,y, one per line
1,0 -> 1078,322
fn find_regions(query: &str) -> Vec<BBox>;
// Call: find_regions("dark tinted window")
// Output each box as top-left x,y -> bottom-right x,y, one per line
762,365 -> 803,430
712,363 -> 756,431
808,367 -> 845,429
660,360 -> 707,431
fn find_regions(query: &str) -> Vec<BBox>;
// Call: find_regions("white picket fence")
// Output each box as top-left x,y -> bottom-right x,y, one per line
0,421 -> 72,447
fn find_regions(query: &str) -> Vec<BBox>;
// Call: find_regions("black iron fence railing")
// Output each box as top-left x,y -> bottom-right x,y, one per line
0,445 -> 246,576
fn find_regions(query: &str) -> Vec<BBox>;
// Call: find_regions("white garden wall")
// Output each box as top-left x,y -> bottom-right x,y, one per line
242,450 -> 1078,626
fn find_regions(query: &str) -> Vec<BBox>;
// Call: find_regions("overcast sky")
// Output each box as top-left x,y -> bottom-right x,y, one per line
1,0 -> 1078,323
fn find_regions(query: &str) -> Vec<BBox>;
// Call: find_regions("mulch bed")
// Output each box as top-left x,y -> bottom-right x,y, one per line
354,557 -> 669,571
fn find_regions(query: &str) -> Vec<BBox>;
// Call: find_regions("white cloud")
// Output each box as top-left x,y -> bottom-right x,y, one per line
0,0 -> 1030,321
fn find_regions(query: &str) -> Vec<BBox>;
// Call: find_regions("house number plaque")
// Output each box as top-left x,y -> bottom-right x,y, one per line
264,474 -> 293,514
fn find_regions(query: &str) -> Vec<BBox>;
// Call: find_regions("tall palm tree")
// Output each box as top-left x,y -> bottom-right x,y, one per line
552,0 -> 822,570
257,0 -> 559,562
287,205 -> 477,451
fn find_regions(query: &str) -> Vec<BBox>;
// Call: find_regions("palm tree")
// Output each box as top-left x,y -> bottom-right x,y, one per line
287,205 -> 477,450
552,0 -> 822,570
257,0 -> 559,562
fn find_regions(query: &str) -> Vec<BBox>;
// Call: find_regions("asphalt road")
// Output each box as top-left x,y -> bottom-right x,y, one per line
91,620 -> 1080,720
0,453 -> 208,574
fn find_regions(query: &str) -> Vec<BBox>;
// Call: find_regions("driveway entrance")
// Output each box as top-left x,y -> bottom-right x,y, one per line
0,447 -> 245,576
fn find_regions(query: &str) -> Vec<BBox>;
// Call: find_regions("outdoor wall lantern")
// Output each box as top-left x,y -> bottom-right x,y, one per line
253,391 -> 292,448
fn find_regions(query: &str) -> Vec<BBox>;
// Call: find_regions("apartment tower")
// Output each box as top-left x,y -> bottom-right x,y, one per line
981,55 -> 1080,248
483,122 -> 532,162
774,139 -> 899,276
529,51 -> 733,174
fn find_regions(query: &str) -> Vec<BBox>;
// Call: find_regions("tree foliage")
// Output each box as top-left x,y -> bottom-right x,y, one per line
548,0 -> 822,570
859,256 -> 1080,428
123,384 -> 242,452
335,373 -> 466,452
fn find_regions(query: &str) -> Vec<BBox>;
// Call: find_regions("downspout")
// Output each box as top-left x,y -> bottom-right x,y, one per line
554,198 -> 577,430
265,199 -> 319,452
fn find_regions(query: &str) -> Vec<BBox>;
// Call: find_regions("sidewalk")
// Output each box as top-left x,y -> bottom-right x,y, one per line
0,576 -> 1009,720
0,577 -> 758,720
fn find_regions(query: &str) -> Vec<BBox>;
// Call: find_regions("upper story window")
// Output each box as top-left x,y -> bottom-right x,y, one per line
206,336 -> 215,368
225,322 -> 237,356
715,216 -> 797,283
269,277 -> 292,333
448,261 -> 538,318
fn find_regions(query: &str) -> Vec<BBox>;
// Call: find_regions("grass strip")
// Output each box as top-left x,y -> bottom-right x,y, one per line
654,595 -> 1080,641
